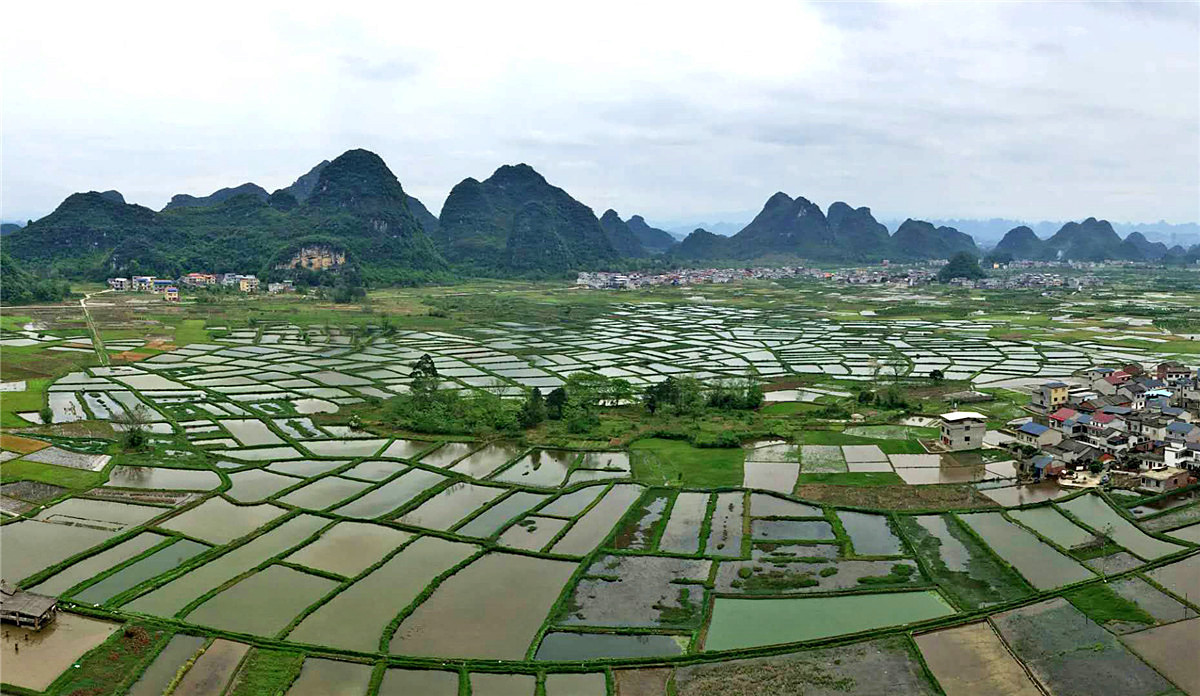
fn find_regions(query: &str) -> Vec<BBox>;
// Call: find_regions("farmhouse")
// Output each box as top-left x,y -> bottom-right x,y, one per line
0,580 -> 58,629
1031,382 -> 1069,412
939,411 -> 986,451
1138,467 -> 1191,493
1016,422 -> 1062,449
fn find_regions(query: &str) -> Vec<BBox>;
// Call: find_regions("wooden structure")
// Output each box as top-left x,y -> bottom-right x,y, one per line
0,580 -> 58,629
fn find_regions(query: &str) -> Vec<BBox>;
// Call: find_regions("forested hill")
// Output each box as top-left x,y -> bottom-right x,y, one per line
8,149 -> 1196,282
667,193 -> 977,263
4,149 -> 449,284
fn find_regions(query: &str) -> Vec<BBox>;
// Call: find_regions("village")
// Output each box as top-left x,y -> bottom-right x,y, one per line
106,273 -> 296,300
940,360 -> 1200,495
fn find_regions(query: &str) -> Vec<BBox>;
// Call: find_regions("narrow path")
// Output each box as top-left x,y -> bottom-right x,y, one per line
81,288 -> 112,366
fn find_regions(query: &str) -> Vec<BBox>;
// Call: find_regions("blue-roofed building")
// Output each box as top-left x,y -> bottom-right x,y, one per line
1016,421 -> 1062,448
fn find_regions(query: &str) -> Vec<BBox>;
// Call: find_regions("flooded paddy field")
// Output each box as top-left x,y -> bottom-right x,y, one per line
0,614 -> 118,691
704,590 -> 956,651
991,598 -> 1174,696
1057,493 -> 1185,560
390,552 -> 577,659
185,564 -> 338,636
915,622 -> 1041,696
959,512 -> 1094,590
1120,618 -> 1200,695
535,632 -> 686,660
559,554 -> 711,629
6,301 -> 1200,688
288,536 -> 477,651
676,636 -> 938,696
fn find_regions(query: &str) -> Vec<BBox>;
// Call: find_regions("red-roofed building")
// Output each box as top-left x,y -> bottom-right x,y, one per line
1048,408 -> 1078,430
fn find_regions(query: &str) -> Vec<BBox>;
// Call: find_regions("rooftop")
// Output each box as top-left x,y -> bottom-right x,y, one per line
940,411 -> 986,422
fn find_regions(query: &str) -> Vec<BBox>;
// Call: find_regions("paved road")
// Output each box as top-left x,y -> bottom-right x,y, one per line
81,289 -> 113,365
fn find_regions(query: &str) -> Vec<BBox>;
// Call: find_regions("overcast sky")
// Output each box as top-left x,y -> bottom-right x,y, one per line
4,1 -> 1198,227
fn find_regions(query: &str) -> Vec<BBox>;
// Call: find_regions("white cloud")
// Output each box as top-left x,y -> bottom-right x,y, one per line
2,0 -> 1196,225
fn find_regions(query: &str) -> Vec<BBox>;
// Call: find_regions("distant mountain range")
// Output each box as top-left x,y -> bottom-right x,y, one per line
4,148 -> 1198,281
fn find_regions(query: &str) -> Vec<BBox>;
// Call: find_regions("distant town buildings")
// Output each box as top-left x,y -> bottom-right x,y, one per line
107,272 -> 261,297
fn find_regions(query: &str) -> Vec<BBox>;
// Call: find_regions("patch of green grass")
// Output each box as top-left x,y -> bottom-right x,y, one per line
857,563 -> 916,585
799,429 -> 926,454
1064,584 -> 1156,626
1071,541 -> 1125,561
630,438 -> 744,487
797,472 -> 905,487
225,648 -> 305,696
0,459 -> 107,490
172,319 -> 210,346
47,623 -> 167,696
761,402 -> 823,415
0,376 -> 51,426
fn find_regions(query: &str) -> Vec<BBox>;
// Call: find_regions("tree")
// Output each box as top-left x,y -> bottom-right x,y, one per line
546,387 -> 568,420
114,404 -> 150,450
38,406 -> 54,425
929,369 -> 945,383
410,354 -> 440,400
938,252 -> 987,283
518,388 -> 547,428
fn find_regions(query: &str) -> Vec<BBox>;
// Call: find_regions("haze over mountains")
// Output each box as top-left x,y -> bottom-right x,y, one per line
5,148 -> 1198,281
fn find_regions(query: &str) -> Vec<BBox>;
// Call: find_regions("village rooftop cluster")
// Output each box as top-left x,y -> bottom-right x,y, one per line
971,360 -> 1200,491
107,273 -> 296,299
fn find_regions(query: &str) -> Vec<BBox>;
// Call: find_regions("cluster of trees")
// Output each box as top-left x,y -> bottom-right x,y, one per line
388,355 -> 766,437
937,252 -> 987,283
0,253 -> 71,305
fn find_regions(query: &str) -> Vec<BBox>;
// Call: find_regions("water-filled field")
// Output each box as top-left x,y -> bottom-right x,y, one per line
2,306 -> 1197,693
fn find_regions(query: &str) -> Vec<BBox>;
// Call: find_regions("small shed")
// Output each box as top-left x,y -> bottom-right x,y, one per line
0,580 -> 58,629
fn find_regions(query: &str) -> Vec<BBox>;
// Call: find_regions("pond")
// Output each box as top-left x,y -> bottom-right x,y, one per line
186,564 -> 338,637
456,492 -> 550,538
551,485 -> 643,556
706,492 -> 745,557
159,498 -> 287,544
0,614 -> 119,691
958,513 -> 1094,590
390,552 -> 577,660
749,493 -> 821,518
285,522 -> 411,577
277,476 -> 373,511
0,520 -> 115,584
496,515 -> 570,552
397,482 -> 506,531
1057,494 -> 1184,560
126,634 -> 207,696
837,511 -> 904,556
419,441 -> 480,469
302,438 -> 388,458
225,469 -> 302,502
494,449 -> 579,488
540,486 -> 606,517
31,532 -> 163,597
704,591 -> 956,651
333,469 -> 447,519
380,438 -> 434,460
267,459 -> 350,477
221,419 -> 284,447
742,461 -> 800,494
72,539 -> 211,605
452,442 -> 525,479
751,519 -> 836,541
287,536 -> 477,652
285,658 -> 373,696
123,515 -> 328,617
534,632 -> 684,660
658,492 -> 709,554
1007,507 -> 1096,549
377,669 -> 461,696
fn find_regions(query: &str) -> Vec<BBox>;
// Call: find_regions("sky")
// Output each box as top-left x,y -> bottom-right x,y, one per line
3,1 -> 1198,228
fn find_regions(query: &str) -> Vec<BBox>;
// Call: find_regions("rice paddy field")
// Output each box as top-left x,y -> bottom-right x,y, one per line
2,280 -> 1200,694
